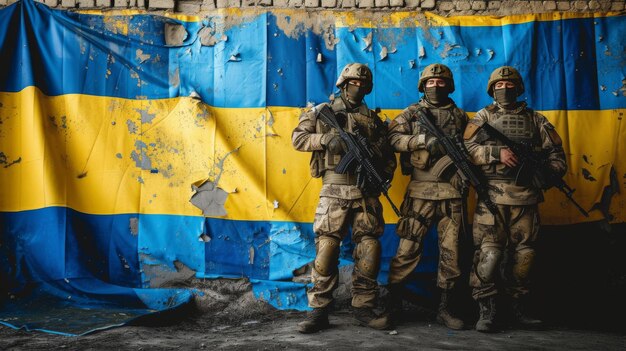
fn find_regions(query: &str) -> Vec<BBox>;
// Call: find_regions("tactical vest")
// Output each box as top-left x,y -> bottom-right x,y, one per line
481,104 -> 542,181
310,98 -> 384,179
401,101 -> 466,179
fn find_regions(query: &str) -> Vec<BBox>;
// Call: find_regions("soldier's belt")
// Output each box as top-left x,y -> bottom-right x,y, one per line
411,168 -> 440,182
323,171 -> 358,185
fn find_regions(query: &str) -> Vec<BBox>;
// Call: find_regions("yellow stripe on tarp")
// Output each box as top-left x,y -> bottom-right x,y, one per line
74,8 -> 623,28
0,87 -> 623,224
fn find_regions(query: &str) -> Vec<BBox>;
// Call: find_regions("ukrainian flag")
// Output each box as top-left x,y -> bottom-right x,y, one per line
0,0 -> 624,333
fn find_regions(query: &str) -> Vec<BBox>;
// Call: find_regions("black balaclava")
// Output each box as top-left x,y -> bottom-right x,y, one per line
494,87 -> 517,107
341,82 -> 368,107
424,86 -> 449,105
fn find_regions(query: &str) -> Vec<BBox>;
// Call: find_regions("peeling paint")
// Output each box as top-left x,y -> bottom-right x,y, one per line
142,259 -> 196,288
582,168 -> 597,182
126,119 -> 138,134
129,217 -> 138,235
135,49 -> 150,64
0,152 -> 21,168
164,22 -> 188,46
316,53 -> 323,63
590,166 -> 620,222
135,108 -> 156,124
249,247 -> 255,265
362,32 -> 373,52
379,46 -> 388,61
190,180 -> 229,217
131,140 -> 152,170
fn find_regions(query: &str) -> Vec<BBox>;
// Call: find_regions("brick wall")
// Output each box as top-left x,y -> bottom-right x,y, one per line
1,0 -> 624,14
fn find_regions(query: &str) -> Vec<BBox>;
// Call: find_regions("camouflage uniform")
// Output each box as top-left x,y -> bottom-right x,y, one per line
292,63 -> 396,333
388,99 -> 467,289
385,63 -> 468,330
464,66 -> 567,331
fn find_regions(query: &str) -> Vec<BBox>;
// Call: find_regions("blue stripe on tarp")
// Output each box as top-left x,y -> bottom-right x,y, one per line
251,279 -> 311,311
1,207 -> 438,292
1,1 -> 624,111
0,279 -> 192,336
0,207 -> 141,289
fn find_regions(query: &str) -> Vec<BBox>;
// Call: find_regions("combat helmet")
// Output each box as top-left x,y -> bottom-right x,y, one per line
418,63 -> 455,93
487,66 -> 525,97
335,63 -> 373,94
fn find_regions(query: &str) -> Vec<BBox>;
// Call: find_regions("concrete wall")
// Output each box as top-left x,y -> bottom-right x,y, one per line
1,0 -> 624,14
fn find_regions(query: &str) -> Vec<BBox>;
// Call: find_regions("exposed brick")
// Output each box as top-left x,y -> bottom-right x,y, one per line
588,0 -> 600,10
610,1 -> 624,11
0,0 -> 8,5
61,0 -> 76,6
542,0 -> 556,10
597,0 -> 611,11
148,0 -> 174,8
78,0 -> 96,7
471,0 -> 486,10
201,0 -> 215,9
176,1 -> 201,11
43,0 -> 59,6
375,0 -> 389,6
439,1 -> 455,10
573,0 -> 587,10
304,0 -> 318,6
455,0 -> 471,10
556,1 -> 569,10
422,0 -> 437,8
136,0 -> 146,7
288,0 -> 303,6
258,0 -> 272,4
487,0 -> 500,9
358,0 -> 374,7
390,0 -> 403,6
96,0 -> 111,6
321,0 -> 336,6
273,0 -> 287,5
405,0 -> 420,8
113,0 -> 128,6
216,0 -> 239,6
340,0 -> 356,7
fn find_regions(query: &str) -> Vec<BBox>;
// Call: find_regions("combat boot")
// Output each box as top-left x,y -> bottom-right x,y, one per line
475,296 -> 497,333
382,283 -> 402,325
436,290 -> 465,330
297,307 -> 330,334
511,297 -> 543,328
353,307 -> 391,330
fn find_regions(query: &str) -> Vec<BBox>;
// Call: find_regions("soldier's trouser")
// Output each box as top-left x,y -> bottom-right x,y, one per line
388,196 -> 462,290
307,196 -> 385,309
470,202 -> 539,300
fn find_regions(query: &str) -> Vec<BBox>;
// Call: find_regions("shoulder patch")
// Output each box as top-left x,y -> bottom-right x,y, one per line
464,123 -> 480,140
544,123 -> 563,146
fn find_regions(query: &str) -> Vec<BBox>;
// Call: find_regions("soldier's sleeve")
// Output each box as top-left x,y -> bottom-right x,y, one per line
388,109 -> 421,152
292,108 -> 327,152
378,118 -> 398,181
536,113 -> 567,177
463,110 -> 503,165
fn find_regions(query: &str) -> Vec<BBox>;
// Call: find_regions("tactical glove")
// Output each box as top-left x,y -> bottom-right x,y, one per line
425,137 -> 446,159
322,134 -> 346,155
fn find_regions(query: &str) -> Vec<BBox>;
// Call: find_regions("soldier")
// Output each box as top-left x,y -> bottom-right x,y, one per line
384,63 -> 468,330
463,66 -> 567,332
292,63 -> 397,333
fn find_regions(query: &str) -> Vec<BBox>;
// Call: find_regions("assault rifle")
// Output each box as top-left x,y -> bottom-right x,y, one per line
480,122 -> 589,217
414,108 -> 500,217
317,104 -> 401,216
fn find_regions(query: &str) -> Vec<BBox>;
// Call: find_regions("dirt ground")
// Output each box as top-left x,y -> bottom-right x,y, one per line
0,279 -> 624,351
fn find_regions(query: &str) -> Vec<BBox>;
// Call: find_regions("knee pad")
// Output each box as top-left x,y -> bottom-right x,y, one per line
355,238 -> 381,279
314,236 -> 340,277
476,245 -> 502,283
512,246 -> 535,281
